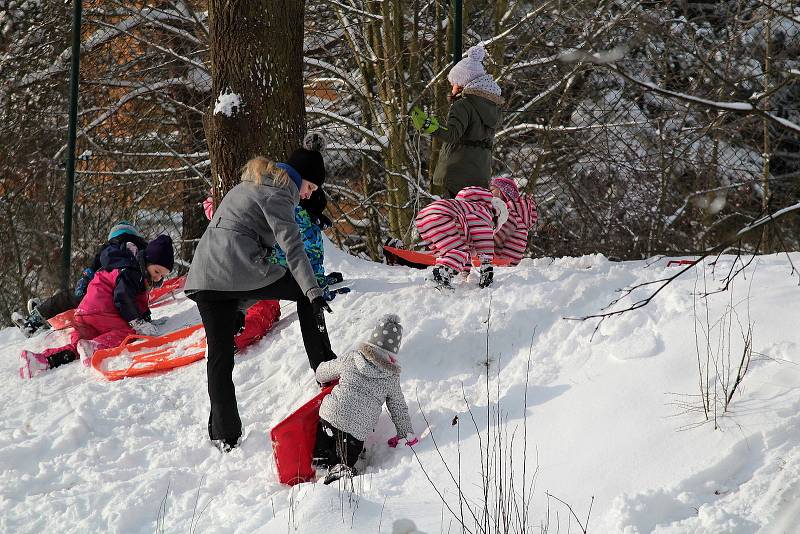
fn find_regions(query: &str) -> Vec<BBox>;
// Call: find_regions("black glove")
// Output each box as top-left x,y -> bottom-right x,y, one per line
312,296 -> 332,315
311,296 -> 332,333
316,213 -> 332,230
479,265 -> 494,288
325,272 -> 344,286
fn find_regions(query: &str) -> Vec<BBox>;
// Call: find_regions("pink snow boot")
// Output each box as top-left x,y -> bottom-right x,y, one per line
19,350 -> 50,379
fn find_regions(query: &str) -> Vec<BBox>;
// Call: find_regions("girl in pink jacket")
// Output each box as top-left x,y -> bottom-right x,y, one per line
490,177 -> 538,266
414,186 -> 507,289
19,235 -> 174,379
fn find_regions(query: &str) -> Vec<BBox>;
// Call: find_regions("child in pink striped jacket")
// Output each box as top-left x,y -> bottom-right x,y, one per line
490,177 -> 538,266
414,186 -> 508,289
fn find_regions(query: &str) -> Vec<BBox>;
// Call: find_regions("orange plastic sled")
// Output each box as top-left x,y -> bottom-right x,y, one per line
149,275 -> 187,307
91,324 -> 206,381
383,245 -> 512,268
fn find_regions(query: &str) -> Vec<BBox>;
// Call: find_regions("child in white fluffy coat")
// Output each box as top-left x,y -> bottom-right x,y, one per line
313,314 -> 416,482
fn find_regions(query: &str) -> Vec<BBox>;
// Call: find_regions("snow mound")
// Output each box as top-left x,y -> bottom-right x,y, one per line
1,244 -> 799,533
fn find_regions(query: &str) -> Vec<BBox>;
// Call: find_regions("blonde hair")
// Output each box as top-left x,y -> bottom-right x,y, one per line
241,156 -> 290,188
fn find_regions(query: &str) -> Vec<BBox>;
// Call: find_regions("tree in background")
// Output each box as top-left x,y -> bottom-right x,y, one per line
205,0 -> 307,199
0,0 -> 798,325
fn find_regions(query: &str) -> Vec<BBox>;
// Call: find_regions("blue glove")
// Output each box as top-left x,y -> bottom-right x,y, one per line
322,286 -> 334,302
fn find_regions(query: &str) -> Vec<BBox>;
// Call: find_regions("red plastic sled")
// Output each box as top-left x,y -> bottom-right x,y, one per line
91,324 -> 206,381
48,309 -> 76,330
235,300 -> 281,351
666,259 -> 695,267
271,385 -> 334,486
149,275 -> 186,307
383,245 -> 511,269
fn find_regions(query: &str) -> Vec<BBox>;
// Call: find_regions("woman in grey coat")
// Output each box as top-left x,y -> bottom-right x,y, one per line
313,314 -> 416,483
185,147 -> 335,451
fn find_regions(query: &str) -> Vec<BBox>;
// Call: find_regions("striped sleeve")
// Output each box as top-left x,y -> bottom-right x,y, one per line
495,196 -> 537,265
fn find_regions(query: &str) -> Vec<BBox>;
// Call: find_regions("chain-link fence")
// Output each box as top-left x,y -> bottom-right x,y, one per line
308,0 -> 800,260
1,0 -> 798,323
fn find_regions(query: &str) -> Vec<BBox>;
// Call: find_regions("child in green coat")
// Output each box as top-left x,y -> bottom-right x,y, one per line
412,43 -> 504,197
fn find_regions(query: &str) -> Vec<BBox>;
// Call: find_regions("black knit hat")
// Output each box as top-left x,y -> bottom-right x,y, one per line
144,235 -> 174,271
287,148 -> 325,186
286,132 -> 327,187
300,188 -> 327,219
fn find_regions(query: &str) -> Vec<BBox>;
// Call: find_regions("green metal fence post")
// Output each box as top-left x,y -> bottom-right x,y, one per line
62,0 -> 83,290
452,0 -> 463,65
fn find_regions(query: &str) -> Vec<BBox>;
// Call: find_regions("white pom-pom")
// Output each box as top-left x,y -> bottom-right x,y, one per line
491,197 -> 509,229
468,44 -> 487,62
303,131 -> 327,152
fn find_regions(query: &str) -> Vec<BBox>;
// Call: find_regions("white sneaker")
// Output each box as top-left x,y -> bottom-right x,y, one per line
76,339 -> 100,367
426,266 -> 457,290
19,350 -> 50,379
211,436 -> 241,453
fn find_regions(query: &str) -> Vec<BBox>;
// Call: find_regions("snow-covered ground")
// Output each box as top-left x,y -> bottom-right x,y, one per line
2,244 -> 799,533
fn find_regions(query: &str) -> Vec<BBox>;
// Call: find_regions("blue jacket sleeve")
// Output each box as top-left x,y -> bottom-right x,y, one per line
296,209 -> 326,285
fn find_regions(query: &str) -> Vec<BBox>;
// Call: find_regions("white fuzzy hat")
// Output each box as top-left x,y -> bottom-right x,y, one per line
448,44 -> 488,87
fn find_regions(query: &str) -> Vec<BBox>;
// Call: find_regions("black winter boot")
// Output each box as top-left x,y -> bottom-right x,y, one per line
478,265 -> 494,288
430,266 -> 457,290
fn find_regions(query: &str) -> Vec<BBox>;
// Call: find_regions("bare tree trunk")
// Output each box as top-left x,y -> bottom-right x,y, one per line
371,0 -> 412,238
205,0 -> 306,200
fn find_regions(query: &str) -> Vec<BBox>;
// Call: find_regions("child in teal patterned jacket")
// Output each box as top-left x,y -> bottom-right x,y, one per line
271,188 -> 341,299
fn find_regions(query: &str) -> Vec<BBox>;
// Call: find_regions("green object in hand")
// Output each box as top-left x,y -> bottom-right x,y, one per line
410,106 -> 440,134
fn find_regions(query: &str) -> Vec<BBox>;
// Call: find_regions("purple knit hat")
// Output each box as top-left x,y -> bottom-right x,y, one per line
144,235 -> 174,271
490,176 -> 520,202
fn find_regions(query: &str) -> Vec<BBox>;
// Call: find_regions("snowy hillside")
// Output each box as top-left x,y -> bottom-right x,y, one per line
2,244 -> 800,533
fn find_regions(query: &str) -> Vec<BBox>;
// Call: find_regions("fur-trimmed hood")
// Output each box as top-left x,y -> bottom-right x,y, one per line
354,342 -> 401,376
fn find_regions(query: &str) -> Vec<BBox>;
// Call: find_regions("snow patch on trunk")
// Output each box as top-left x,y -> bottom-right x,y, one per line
213,90 -> 242,117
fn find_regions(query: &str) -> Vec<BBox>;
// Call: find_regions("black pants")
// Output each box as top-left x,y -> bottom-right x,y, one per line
37,290 -> 81,320
189,270 -> 336,442
314,418 -> 364,469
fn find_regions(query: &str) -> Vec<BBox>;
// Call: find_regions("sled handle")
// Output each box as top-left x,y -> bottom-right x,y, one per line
117,333 -> 157,347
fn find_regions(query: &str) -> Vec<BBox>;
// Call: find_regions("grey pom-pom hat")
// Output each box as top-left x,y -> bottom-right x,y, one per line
365,314 -> 403,356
